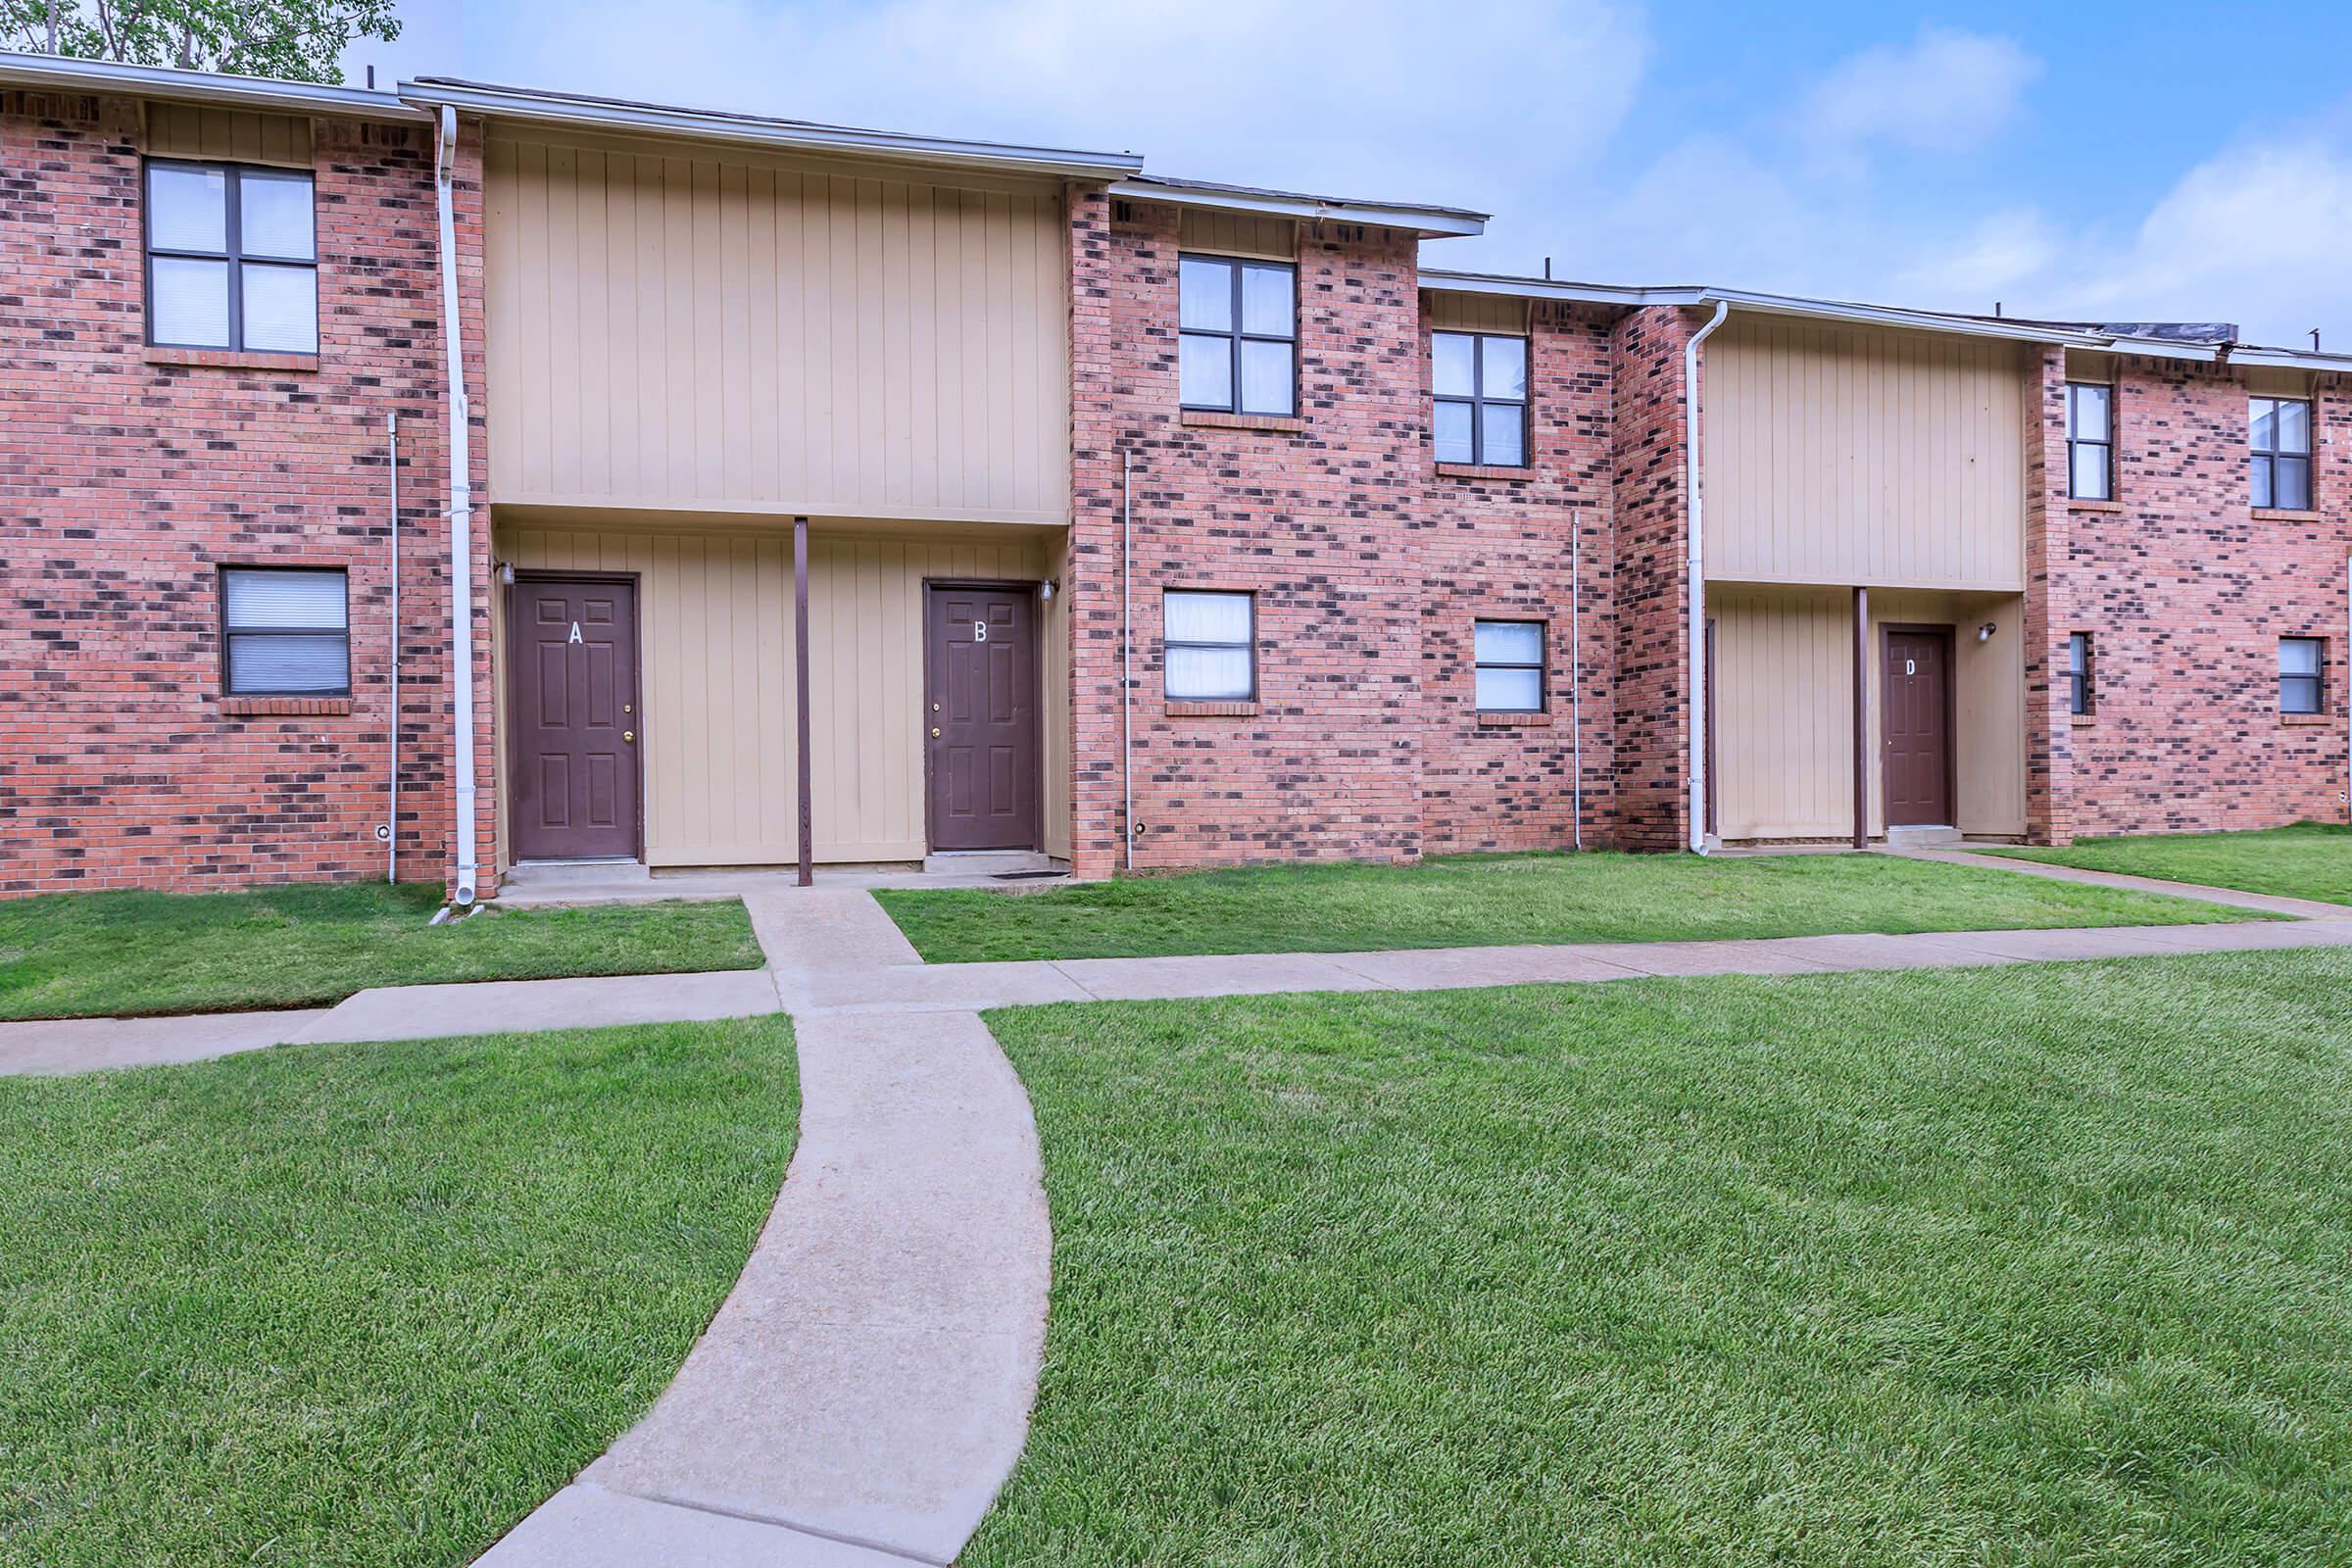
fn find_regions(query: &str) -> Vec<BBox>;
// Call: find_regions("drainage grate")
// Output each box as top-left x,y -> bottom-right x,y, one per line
992,869 -> 1068,881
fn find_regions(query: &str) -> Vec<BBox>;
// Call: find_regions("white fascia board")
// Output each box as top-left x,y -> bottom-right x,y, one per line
1112,178 -> 1487,237
0,50 -> 426,120
405,79 -> 1143,178
2226,345 -> 2352,373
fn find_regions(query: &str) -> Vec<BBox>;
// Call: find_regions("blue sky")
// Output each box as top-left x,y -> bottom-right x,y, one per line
352,1 -> 2352,346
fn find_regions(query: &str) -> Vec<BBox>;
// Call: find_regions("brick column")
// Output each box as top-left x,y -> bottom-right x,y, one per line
2022,346 -> 2075,846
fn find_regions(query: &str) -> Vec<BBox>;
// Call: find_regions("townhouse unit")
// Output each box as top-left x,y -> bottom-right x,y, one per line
2,52 -> 2345,900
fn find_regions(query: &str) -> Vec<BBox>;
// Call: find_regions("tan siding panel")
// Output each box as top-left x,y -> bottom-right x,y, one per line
486,132 -> 1071,526
1706,318 -> 2027,590
146,104 -> 314,166
499,522 -> 1066,866
1424,291 -> 1530,335
1176,210 -> 1297,259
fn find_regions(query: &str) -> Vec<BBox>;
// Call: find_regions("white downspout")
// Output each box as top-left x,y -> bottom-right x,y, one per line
1570,518 -> 1583,852
434,105 -> 479,906
1685,299 -> 1731,855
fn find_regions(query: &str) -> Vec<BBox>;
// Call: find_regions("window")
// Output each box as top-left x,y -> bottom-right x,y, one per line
1163,590 -> 1255,701
2280,637 -> 2325,715
2066,383 -> 2112,500
220,566 -> 349,695
1473,619 -> 1545,711
2068,632 -> 2094,716
2250,397 -> 2313,511
1434,332 -> 1530,467
1178,256 -> 1296,417
145,161 -> 318,353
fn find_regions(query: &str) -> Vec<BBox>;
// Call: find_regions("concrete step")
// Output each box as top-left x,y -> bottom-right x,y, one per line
505,858 -> 653,889
1886,825 -> 1964,850
920,850 -> 1054,877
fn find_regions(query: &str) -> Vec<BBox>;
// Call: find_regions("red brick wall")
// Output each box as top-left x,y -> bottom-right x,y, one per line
1066,194 -> 1433,875
1419,301 -> 1617,853
1606,305 -> 1697,851
0,91 -> 489,896
2037,355 -> 2348,836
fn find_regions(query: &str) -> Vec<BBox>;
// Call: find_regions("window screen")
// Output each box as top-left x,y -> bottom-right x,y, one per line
1178,256 -> 1296,416
221,566 -> 349,695
2250,398 -> 2314,511
1435,333 -> 1530,467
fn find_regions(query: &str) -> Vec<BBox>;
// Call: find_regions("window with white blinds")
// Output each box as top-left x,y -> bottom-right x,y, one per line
1473,619 -> 1545,711
146,162 -> 318,353
1164,590 -> 1255,701
221,567 -> 349,695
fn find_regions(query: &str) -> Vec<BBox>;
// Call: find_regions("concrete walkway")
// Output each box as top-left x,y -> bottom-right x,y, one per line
9,858 -> 2352,1565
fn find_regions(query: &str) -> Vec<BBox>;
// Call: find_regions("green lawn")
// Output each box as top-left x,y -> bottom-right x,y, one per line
0,1017 -> 797,1568
878,851 -> 2258,963
972,952 -> 2352,1567
0,883 -> 764,1020
1984,821 -> 2352,908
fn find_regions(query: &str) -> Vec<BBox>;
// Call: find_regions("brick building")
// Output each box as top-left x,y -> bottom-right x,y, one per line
1,53 -> 2343,899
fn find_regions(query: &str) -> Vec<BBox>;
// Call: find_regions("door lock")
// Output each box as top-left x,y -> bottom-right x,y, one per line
931,702 -> 941,712
623,703 -> 633,714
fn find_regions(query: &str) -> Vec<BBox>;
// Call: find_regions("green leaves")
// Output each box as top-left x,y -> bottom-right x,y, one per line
0,0 -> 402,86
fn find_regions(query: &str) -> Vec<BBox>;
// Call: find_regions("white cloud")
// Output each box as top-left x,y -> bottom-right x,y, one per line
459,0 -> 1648,214
1796,26 -> 2039,157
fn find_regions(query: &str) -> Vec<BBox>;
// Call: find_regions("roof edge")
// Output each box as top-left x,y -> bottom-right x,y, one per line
1110,176 -> 1486,238
0,50 -> 427,120
402,76 -> 1143,178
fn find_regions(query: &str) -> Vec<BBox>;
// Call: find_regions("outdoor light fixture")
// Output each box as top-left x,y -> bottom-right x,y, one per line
498,562 -> 516,586
1978,621 -> 1997,642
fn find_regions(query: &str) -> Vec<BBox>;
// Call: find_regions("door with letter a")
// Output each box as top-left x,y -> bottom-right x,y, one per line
1882,625 -> 1955,827
510,575 -> 641,860
925,582 -> 1041,852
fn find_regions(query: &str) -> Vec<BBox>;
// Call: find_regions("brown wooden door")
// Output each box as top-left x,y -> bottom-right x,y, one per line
1882,626 -> 1954,827
511,576 -> 641,860
925,583 -> 1041,852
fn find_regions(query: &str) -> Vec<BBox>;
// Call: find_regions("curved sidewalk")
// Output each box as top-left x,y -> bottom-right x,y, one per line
476,893 -> 1051,1567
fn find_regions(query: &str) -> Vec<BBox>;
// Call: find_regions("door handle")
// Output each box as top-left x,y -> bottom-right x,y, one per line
623,730 -> 635,743
931,726 -> 942,738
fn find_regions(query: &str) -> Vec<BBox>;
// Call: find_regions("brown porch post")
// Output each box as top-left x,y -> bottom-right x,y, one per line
795,515 -> 812,887
1852,585 -> 1869,850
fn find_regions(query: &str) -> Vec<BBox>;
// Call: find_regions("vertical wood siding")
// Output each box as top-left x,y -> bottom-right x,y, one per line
144,104 -> 313,166
1423,290 -> 1530,334
1710,585 -> 2025,839
498,523 -> 1064,866
483,133 -> 1072,525
1706,318 -> 2029,589
1175,210 -> 1297,259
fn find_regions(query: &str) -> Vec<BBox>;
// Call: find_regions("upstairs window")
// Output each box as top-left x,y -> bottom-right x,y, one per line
1179,256 -> 1296,417
2065,383 -> 2113,500
2250,397 -> 2313,511
1163,590 -> 1256,701
1435,332 -> 1529,466
220,566 -> 349,695
1473,619 -> 1545,711
2280,637 -> 2325,715
146,161 -> 318,353
2068,632 -> 2094,716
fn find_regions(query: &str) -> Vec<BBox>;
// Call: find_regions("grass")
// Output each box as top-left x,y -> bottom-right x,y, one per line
970,952 -> 2352,1567
1984,821 -> 2352,908
0,882 -> 765,1021
877,850 -> 2259,963
0,1016 -> 797,1568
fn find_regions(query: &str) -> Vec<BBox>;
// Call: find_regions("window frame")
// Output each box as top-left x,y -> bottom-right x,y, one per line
2279,636 -> 2326,716
219,564 -> 352,698
2065,382 -> 2114,501
2068,631 -> 2094,716
2249,396 -> 2315,512
1434,331 -> 1532,468
1472,617 -> 1547,713
1162,588 -> 1258,703
1176,254 -> 1298,417
143,157 -> 319,353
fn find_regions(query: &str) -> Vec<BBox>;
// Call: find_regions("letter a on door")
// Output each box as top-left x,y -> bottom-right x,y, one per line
569,621 -> 583,644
